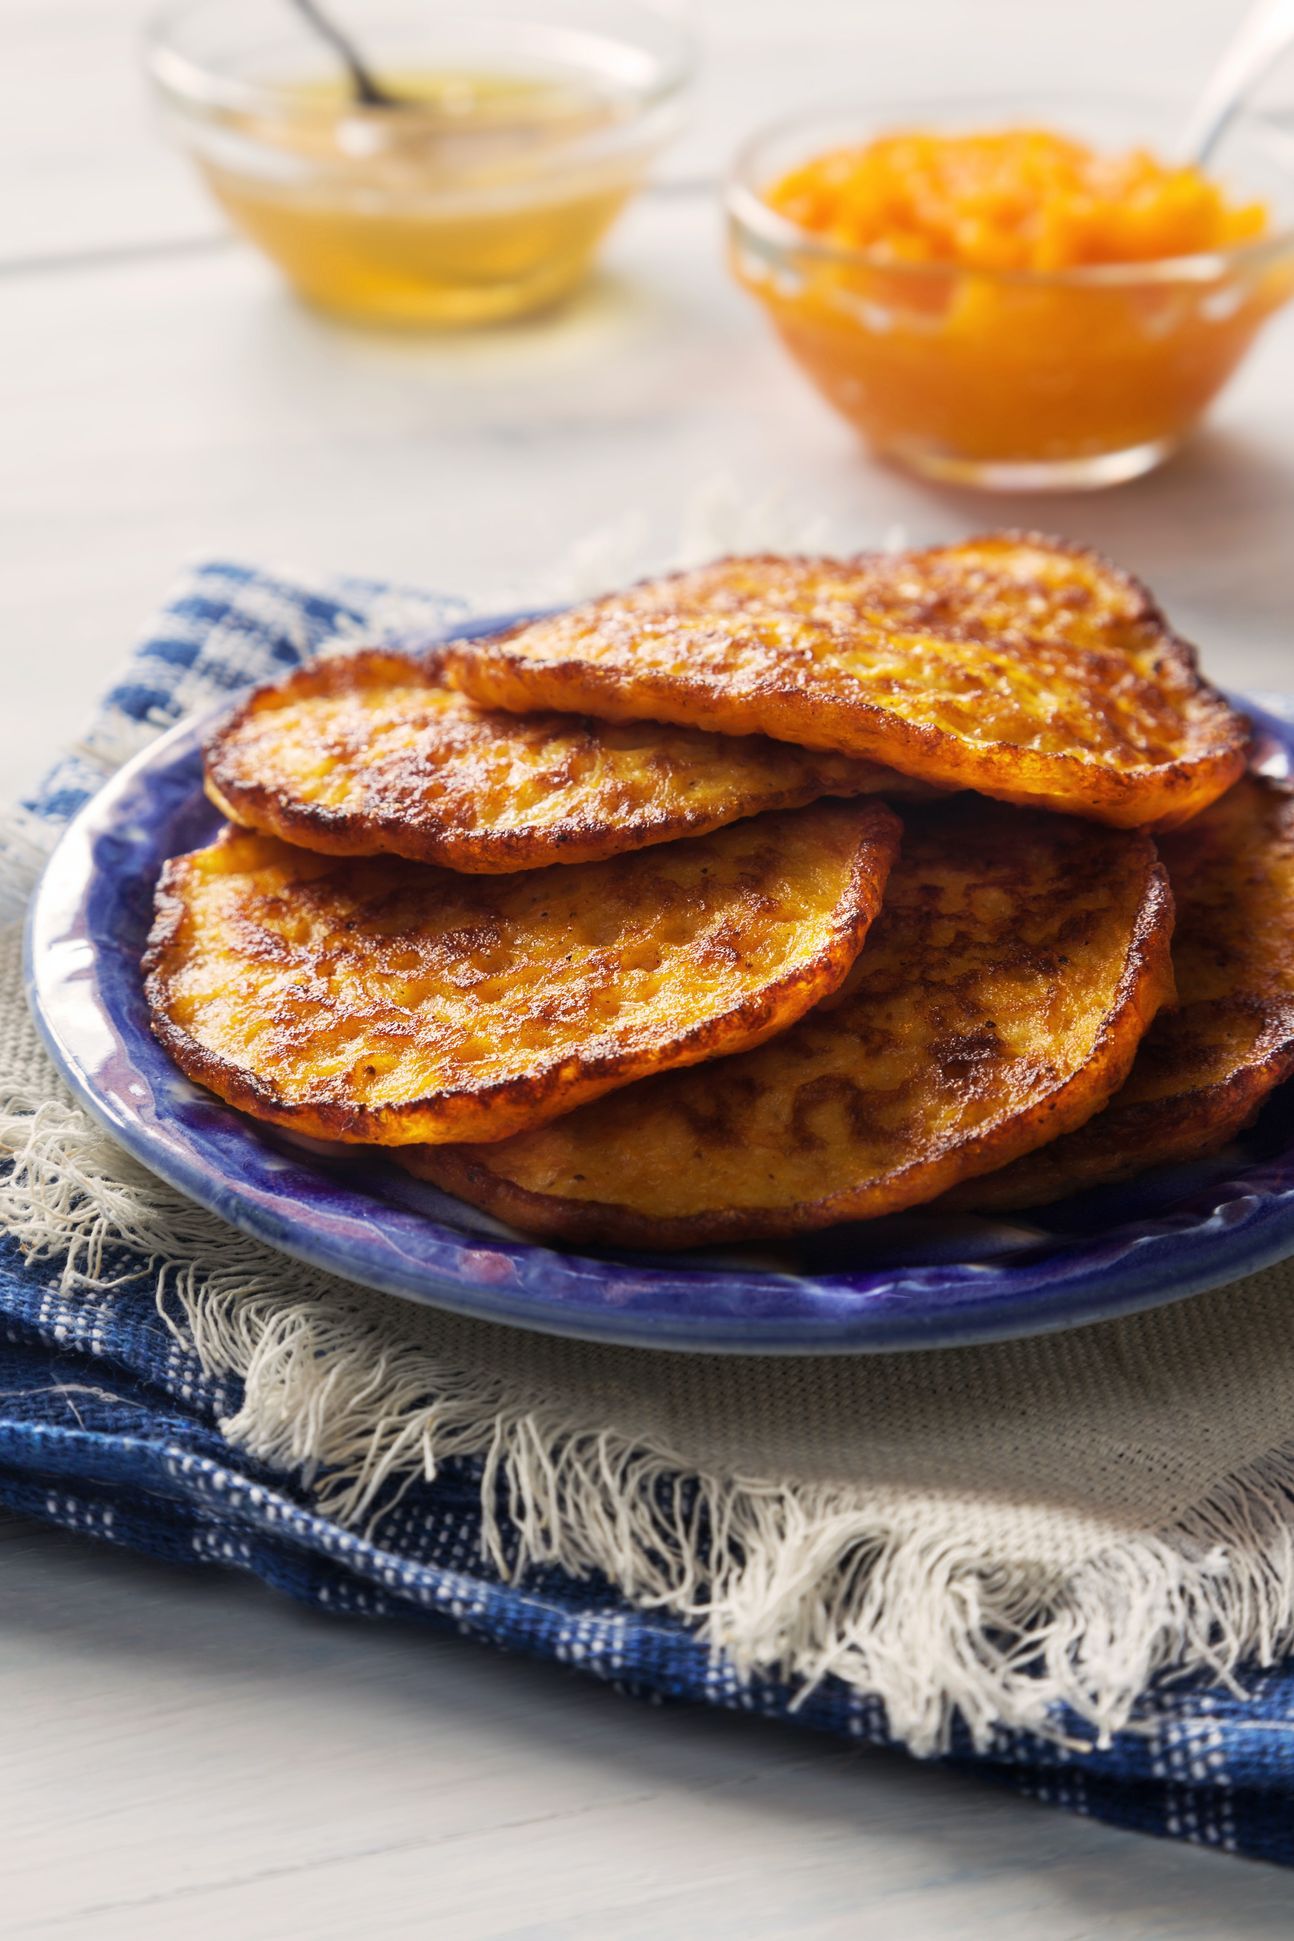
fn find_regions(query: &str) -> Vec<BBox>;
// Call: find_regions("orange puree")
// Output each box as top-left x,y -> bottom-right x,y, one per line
766,130 -> 1267,271
738,128 -> 1291,481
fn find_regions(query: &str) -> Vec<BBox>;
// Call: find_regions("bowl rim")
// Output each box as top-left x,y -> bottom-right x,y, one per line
143,0 -> 696,130
726,92 -> 1294,289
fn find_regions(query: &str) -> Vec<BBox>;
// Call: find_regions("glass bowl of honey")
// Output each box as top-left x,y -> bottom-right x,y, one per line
146,0 -> 693,327
727,95 -> 1294,489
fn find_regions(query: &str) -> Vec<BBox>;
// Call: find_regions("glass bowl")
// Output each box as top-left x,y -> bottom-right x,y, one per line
146,0 -> 693,327
727,94 -> 1294,490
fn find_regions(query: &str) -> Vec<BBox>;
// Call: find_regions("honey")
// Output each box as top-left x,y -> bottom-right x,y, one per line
200,67 -> 648,325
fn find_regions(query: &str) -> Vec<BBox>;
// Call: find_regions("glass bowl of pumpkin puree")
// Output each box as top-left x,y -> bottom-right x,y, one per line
728,95 -> 1294,489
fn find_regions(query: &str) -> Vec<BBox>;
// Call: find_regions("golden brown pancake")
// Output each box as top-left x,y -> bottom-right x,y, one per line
144,800 -> 900,1147
949,775 -> 1294,1209
204,649 -> 918,871
408,800 -> 1174,1244
445,534 -> 1246,829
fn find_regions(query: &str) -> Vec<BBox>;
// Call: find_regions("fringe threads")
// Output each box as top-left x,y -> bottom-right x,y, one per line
5,1054 -> 1294,1757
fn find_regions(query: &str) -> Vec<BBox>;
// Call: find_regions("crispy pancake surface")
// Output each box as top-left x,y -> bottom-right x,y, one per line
144,801 -> 900,1147
408,801 -> 1174,1245
204,650 -> 912,870
445,534 -> 1247,828
951,776 -> 1294,1210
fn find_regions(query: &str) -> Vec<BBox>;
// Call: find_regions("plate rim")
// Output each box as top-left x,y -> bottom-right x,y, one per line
21,622 -> 1294,1354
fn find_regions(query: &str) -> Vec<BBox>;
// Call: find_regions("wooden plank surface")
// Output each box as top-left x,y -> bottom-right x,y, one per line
6,185 -> 1294,802
6,2 -> 1294,1932
4,1517 -> 1294,1940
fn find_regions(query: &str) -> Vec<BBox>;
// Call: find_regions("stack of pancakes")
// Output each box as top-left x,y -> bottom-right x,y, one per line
145,533 -> 1294,1249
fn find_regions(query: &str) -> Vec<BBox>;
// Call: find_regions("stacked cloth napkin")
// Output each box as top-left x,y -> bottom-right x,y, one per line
9,559 -> 1294,1867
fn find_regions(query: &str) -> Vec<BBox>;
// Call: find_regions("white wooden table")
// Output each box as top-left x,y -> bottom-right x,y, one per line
5,3 -> 1294,1932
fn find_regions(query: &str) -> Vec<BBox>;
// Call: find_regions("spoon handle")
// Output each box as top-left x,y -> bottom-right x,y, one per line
287,0 -> 397,110
1180,0 -> 1294,166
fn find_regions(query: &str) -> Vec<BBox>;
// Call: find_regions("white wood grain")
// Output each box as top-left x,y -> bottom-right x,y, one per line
6,2 -> 1294,1931
4,189 -> 1294,800
4,1517 -> 1294,1941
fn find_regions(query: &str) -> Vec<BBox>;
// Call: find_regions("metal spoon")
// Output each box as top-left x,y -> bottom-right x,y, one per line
288,0 -> 404,109
1180,0 -> 1294,166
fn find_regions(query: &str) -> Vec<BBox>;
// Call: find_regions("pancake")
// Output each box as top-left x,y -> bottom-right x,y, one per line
949,775 -> 1294,1209
408,800 -> 1174,1244
444,534 -> 1246,829
204,649 -> 918,870
144,800 -> 900,1147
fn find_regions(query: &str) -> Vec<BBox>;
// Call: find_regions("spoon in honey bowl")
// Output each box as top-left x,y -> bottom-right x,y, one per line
1180,0 -> 1294,165
282,0 -> 609,164
287,0 -> 406,109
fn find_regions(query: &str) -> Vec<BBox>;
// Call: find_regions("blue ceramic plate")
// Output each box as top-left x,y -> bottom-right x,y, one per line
23,620 -> 1294,1353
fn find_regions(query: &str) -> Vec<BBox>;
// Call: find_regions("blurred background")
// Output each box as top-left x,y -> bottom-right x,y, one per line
6,0 -> 1294,796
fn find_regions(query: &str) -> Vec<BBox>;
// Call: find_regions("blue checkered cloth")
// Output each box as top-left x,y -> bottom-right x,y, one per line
6,561 -> 1294,1867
